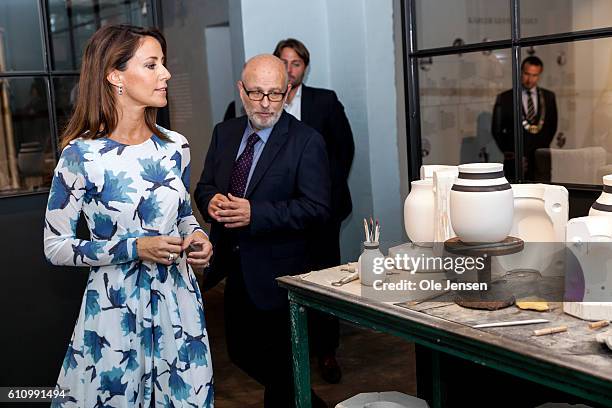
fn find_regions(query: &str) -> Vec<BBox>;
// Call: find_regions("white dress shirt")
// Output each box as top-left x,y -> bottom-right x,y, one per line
284,84 -> 302,120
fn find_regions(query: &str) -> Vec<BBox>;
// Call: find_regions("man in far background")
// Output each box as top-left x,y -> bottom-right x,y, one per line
273,38 -> 354,384
492,56 -> 558,181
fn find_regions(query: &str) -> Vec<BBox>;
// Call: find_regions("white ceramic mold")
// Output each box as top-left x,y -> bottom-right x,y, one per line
492,184 -> 568,277
563,216 -> 612,321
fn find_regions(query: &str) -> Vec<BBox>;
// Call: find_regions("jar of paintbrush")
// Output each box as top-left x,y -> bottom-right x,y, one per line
359,217 -> 384,286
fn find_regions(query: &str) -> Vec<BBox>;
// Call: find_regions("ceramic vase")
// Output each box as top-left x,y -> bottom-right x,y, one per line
449,163 -> 513,243
359,241 -> 385,286
589,174 -> 612,216
404,179 -> 434,247
420,164 -> 457,180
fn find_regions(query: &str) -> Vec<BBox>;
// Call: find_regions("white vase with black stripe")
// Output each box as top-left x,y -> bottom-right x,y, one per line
589,174 -> 612,216
450,163 -> 514,243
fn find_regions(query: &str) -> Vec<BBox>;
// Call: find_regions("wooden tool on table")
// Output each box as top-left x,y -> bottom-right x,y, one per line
534,326 -> 567,336
589,320 -> 610,330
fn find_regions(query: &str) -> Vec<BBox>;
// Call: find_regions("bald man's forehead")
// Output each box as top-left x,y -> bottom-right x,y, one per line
245,54 -> 284,68
242,58 -> 288,89
243,60 -> 285,77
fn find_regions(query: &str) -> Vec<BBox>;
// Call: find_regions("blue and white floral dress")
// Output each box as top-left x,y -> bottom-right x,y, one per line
44,127 -> 214,407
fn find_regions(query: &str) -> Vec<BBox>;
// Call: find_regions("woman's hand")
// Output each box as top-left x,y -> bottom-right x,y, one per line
136,236 -> 183,265
182,231 -> 213,268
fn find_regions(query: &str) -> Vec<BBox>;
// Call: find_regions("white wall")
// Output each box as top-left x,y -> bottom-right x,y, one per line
231,0 -> 405,260
362,0 -> 404,252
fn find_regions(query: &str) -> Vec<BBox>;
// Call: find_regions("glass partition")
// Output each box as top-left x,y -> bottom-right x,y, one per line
52,76 -> 79,136
521,0 -> 612,38
408,0 -> 612,190
419,49 -> 511,167
0,77 -> 54,195
48,0 -> 154,71
0,0 -> 45,72
0,0 -> 159,197
525,38 -> 612,184
415,0 -> 510,50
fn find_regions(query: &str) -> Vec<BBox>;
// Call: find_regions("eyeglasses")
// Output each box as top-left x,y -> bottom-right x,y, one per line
241,83 -> 287,102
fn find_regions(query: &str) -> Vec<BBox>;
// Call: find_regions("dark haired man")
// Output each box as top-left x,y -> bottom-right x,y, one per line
492,56 -> 558,181
273,37 -> 354,384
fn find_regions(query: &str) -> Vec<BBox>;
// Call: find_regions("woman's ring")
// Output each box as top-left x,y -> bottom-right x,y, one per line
168,253 -> 176,261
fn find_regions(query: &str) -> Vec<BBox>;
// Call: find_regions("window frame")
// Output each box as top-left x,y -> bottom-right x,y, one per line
401,0 -> 612,192
0,0 -> 164,198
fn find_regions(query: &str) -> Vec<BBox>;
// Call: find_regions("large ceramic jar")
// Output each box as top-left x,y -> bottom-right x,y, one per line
404,179 -> 434,246
450,163 -> 513,243
589,174 -> 612,216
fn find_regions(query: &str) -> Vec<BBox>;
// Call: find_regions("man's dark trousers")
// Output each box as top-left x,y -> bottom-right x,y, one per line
224,252 -> 294,407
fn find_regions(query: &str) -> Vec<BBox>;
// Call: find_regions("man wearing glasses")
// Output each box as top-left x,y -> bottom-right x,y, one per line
274,38 -> 354,385
195,54 -> 331,408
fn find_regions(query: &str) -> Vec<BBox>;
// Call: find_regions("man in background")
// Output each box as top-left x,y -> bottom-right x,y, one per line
274,38 -> 354,384
492,56 -> 558,181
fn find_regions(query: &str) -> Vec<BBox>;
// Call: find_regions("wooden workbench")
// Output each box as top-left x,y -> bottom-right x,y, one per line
278,267 -> 612,408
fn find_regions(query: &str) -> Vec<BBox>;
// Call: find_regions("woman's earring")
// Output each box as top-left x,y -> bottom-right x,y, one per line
118,85 -> 123,95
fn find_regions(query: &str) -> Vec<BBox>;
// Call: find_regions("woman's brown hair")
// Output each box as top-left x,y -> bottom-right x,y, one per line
60,24 -> 170,149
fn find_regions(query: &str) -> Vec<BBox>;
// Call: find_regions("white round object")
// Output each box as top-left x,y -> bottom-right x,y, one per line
589,174 -> 612,216
404,179 -> 434,246
450,163 -> 513,243
335,391 -> 429,408
364,403 -> 407,408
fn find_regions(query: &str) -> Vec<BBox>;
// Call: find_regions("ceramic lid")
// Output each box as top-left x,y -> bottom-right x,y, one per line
410,179 -> 433,188
458,163 -> 503,174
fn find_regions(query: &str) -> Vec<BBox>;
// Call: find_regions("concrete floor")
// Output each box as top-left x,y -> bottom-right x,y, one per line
202,282 -> 417,408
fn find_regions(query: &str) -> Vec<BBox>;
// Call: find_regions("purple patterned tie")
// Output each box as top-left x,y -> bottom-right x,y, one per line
228,133 -> 260,197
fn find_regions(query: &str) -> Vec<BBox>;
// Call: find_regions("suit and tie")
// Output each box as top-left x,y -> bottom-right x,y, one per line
194,111 -> 330,406
298,85 -> 354,228
492,87 -> 558,181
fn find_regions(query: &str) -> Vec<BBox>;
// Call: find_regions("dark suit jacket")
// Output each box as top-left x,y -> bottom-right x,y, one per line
194,111 -> 331,310
300,85 -> 354,221
491,87 -> 558,180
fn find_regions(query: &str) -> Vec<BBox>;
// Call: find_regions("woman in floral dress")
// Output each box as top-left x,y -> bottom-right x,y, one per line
44,24 -> 214,407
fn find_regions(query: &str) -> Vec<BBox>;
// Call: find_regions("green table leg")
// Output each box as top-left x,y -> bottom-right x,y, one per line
416,345 -> 444,408
290,300 -> 311,408
431,350 -> 442,408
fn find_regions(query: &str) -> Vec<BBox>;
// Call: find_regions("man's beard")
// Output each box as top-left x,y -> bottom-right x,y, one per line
246,107 -> 283,130
289,74 -> 303,88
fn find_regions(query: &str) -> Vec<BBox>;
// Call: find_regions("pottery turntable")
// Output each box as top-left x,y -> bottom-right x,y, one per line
444,236 -> 524,310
